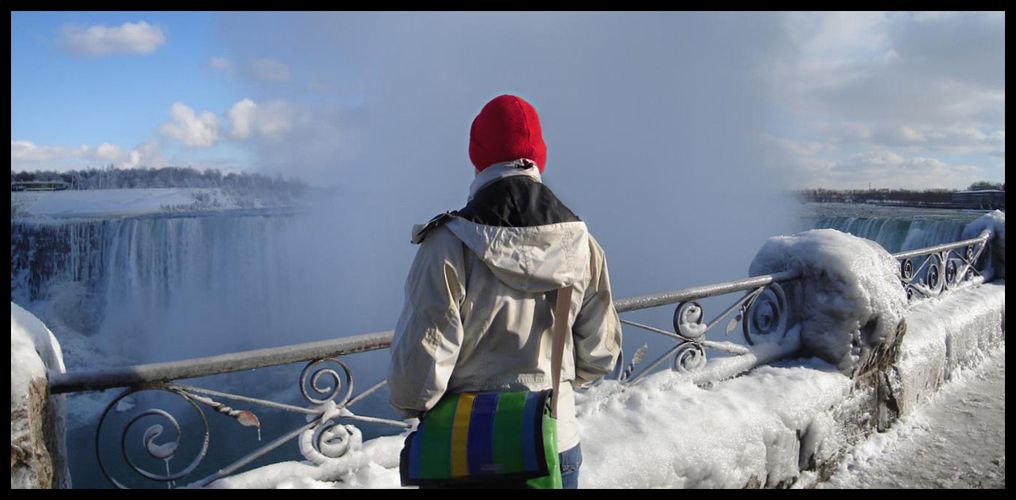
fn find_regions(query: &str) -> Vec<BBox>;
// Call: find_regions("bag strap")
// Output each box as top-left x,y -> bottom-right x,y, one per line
550,285 -> 573,419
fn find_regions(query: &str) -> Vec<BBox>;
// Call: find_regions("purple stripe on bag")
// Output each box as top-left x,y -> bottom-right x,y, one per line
467,393 -> 498,474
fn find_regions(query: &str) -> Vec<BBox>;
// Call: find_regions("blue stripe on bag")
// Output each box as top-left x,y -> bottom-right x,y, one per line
408,425 -> 424,480
521,392 -> 540,470
467,393 -> 498,475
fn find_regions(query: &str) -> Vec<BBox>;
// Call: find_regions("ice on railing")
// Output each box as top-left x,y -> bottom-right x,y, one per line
748,229 -> 907,375
962,210 -> 1005,280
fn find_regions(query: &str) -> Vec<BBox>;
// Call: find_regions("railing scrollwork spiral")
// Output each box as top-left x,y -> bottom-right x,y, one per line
300,357 -> 354,406
96,387 -> 210,489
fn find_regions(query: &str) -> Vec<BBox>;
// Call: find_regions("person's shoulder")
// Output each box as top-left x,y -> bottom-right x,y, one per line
586,231 -> 607,257
411,211 -> 456,245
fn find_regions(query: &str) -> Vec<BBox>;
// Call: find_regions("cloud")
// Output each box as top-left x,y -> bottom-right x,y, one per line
59,21 -> 166,56
763,135 -> 987,190
227,99 -> 293,140
227,99 -> 257,138
158,102 -> 221,148
94,143 -> 121,161
831,152 -> 981,186
11,139 -> 163,171
817,122 -> 1005,155
11,140 -> 88,163
764,11 -> 1004,188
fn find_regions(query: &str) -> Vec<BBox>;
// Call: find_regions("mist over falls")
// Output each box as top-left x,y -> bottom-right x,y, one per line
11,202 -> 411,365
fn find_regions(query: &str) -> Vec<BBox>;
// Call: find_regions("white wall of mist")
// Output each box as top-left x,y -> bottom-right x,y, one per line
199,12 -> 803,373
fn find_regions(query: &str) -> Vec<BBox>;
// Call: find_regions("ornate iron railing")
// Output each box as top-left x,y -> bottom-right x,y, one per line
892,229 -> 991,302
47,231 -> 996,488
612,270 -> 802,386
50,333 -> 400,489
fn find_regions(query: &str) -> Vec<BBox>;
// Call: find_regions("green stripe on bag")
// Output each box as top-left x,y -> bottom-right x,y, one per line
491,392 -> 527,473
526,413 -> 562,489
419,395 -> 458,479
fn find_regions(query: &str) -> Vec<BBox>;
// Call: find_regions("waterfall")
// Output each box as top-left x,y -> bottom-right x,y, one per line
812,216 -> 970,253
10,211 -> 348,363
803,203 -> 983,254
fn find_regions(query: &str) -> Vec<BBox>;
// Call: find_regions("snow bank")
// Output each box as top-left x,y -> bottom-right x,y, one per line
749,229 -> 908,375
207,434 -> 405,489
11,302 -> 70,488
576,361 -> 852,488
11,302 -> 66,403
892,281 -> 1005,414
961,210 -> 1005,280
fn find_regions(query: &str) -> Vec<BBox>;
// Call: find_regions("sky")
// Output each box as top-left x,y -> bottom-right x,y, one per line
11,12 -> 1005,191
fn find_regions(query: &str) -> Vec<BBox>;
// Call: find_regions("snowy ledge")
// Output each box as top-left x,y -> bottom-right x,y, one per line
209,282 -> 1004,489
11,188 -> 302,220
11,302 -> 71,488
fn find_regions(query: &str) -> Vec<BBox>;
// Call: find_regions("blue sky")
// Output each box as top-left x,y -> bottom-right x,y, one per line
10,11 -> 1006,190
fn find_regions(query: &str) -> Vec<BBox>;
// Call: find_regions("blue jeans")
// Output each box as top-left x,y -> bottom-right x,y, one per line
559,444 -> 582,489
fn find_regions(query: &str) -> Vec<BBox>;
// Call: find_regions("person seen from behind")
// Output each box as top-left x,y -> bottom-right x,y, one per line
388,94 -> 623,489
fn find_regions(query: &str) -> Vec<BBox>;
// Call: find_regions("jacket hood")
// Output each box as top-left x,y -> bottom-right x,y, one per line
445,217 -> 590,293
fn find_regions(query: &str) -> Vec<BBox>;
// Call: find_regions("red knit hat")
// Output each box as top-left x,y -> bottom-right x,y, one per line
469,94 -> 547,173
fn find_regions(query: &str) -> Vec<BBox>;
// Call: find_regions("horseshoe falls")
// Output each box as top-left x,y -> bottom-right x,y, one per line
12,213 -> 324,364
800,203 -> 984,253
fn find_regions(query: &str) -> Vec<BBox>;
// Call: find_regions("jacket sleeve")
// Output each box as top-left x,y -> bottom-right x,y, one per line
387,227 -> 467,420
571,235 -> 623,386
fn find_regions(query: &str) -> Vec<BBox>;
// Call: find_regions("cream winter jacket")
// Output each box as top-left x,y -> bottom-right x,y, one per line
387,161 -> 623,452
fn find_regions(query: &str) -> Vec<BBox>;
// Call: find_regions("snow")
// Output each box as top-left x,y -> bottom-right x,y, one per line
962,209 -> 1005,243
821,345 -> 1005,488
749,229 -> 908,375
11,301 -> 66,401
893,281 -> 1006,415
11,301 -> 70,489
684,325 -> 802,386
575,359 -> 852,488
962,210 -> 1005,280
11,188 -> 268,219
206,435 -> 406,489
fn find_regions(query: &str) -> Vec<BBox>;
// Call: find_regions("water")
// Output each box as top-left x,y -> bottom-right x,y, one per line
800,202 -> 984,254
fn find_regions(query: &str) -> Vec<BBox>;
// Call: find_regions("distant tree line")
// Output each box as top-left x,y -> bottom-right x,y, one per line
797,181 -> 1004,204
10,165 -> 308,196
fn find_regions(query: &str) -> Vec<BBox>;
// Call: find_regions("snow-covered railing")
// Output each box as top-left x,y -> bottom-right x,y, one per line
44,230 -> 999,488
892,229 -> 991,302
49,332 -> 402,489
46,273 -> 809,488
612,270 -> 803,386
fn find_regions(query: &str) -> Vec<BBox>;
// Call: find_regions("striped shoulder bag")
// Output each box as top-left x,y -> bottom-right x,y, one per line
399,286 -> 573,489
